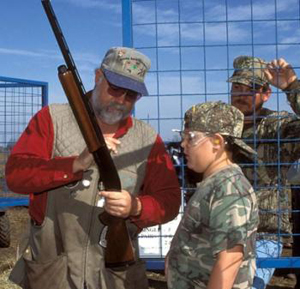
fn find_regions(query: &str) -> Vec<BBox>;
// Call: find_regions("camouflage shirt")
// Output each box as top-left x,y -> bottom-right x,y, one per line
167,164 -> 258,289
238,80 -> 300,240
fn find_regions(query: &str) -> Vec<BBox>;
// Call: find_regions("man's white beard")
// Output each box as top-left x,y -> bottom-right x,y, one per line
91,84 -> 131,125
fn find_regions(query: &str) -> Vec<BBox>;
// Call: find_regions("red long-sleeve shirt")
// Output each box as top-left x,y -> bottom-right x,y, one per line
5,106 -> 181,229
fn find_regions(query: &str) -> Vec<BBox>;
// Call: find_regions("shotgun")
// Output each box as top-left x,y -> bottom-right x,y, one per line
41,0 -> 135,268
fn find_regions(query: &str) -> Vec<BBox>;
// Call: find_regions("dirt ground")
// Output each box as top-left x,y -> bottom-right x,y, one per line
0,207 -> 297,289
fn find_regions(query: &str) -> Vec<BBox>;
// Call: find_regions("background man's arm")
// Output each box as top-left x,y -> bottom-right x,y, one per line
265,58 -> 300,115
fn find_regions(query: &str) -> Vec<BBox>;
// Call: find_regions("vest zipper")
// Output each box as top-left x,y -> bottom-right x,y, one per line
82,172 -> 101,288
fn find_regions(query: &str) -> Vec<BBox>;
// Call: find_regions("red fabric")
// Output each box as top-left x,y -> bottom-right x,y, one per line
130,135 -> 181,229
5,106 -> 180,228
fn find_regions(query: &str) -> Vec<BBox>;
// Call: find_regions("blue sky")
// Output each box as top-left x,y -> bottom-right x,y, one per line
131,0 -> 300,139
1,0 -> 123,104
2,0 -> 300,141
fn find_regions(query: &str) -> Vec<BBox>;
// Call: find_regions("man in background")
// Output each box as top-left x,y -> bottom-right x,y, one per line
228,55 -> 300,289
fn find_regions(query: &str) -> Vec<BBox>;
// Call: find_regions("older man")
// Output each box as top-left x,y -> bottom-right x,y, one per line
228,56 -> 300,289
5,47 -> 181,289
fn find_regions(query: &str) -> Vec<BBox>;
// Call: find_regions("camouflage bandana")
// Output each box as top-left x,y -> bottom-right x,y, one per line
228,56 -> 268,87
184,101 -> 256,157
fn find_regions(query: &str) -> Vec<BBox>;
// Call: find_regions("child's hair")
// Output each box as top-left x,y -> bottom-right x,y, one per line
222,135 -> 235,153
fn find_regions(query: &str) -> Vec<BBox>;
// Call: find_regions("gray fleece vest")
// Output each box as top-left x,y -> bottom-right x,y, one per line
26,104 -> 157,289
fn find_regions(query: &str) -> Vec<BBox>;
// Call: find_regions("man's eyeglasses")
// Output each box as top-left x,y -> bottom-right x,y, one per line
104,75 -> 142,101
231,83 -> 264,95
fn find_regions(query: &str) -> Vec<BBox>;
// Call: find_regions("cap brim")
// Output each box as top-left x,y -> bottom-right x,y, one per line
227,75 -> 252,86
233,138 -> 257,159
227,75 -> 267,87
103,68 -> 148,96
227,75 -> 238,83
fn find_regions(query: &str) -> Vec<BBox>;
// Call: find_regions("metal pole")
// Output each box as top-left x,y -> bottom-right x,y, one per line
122,0 -> 133,47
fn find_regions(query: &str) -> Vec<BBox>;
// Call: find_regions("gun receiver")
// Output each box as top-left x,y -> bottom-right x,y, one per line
42,0 -> 135,268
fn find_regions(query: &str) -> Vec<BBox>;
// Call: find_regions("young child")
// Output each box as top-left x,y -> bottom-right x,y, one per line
167,101 -> 258,289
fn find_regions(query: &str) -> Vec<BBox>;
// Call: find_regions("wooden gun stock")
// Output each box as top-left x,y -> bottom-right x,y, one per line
58,66 -> 135,268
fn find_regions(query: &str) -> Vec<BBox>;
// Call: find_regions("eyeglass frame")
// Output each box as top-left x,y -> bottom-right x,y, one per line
179,131 -> 212,147
102,72 -> 142,102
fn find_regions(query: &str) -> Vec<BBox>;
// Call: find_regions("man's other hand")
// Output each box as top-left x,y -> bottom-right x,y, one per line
99,190 -> 141,218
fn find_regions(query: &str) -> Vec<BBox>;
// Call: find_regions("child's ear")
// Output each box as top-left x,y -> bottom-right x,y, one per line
212,134 -> 224,149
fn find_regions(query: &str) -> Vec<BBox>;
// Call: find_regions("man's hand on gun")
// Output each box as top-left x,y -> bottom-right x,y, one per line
99,190 -> 141,218
72,136 -> 140,218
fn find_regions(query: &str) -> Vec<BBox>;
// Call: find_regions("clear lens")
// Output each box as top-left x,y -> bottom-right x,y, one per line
180,131 -> 209,147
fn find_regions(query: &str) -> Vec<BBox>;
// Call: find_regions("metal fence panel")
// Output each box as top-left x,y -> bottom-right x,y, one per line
0,76 -> 48,209
122,0 -> 300,269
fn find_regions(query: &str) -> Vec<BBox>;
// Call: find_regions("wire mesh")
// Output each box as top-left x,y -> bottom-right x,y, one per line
0,76 -> 48,206
123,0 -> 300,269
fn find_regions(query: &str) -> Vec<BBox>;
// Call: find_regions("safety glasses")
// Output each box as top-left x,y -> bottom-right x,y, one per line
179,131 -> 210,147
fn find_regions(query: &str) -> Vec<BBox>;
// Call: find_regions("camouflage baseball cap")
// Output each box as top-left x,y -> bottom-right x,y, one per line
228,56 -> 268,87
184,101 -> 256,156
101,47 -> 151,96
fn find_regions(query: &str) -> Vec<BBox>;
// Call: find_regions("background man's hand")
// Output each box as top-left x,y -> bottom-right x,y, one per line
265,58 -> 297,90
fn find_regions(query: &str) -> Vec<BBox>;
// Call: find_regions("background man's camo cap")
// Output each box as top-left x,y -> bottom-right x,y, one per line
184,101 -> 256,156
101,47 -> 151,96
228,55 -> 269,87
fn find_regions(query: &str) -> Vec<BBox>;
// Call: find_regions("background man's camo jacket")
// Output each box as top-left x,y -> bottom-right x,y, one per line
239,80 -> 300,241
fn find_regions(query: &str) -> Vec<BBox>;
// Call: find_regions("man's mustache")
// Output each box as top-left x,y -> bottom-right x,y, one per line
232,98 -> 249,105
105,102 -> 127,112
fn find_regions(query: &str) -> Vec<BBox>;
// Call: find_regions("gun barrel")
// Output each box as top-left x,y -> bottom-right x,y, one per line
43,0 -> 135,268
58,68 -> 101,153
58,67 -> 134,267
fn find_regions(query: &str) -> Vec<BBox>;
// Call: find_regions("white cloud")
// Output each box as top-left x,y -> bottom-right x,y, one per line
73,51 -> 101,67
204,3 -> 227,20
206,0 -> 298,20
275,0 -> 298,13
160,8 -> 178,19
0,47 -> 100,66
0,46 -> 101,84
58,0 -> 120,12
0,47 -> 60,59
132,2 -> 156,24
280,35 -> 300,44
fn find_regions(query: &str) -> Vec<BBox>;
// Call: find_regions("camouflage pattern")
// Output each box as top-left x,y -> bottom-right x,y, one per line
167,164 -> 258,289
230,79 -> 300,242
228,56 -> 268,87
226,55 -> 300,240
184,101 -> 256,157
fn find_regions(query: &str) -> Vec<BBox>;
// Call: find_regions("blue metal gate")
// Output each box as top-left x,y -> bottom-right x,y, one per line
122,0 -> 300,270
0,76 -> 48,209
